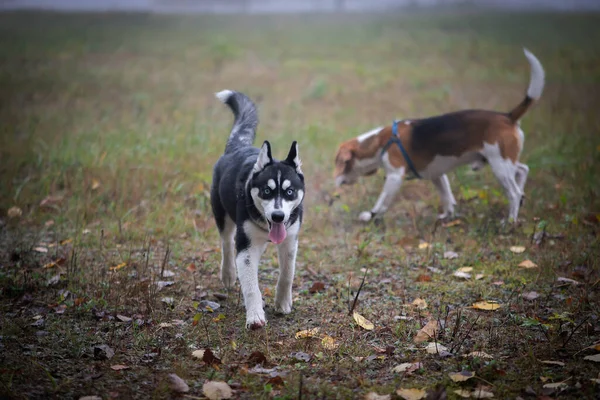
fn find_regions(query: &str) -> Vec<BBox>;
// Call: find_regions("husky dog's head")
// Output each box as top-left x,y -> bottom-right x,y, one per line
249,141 -> 304,244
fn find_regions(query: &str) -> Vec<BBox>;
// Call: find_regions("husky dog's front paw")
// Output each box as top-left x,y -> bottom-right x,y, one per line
275,294 -> 292,315
220,263 -> 236,288
245,308 -> 267,330
358,211 -> 373,222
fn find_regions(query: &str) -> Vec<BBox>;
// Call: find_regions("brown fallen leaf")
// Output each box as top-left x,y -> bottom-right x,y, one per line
167,373 -> 189,393
247,351 -> 267,366
425,342 -> 449,354
518,259 -> 538,269
454,389 -> 472,398
443,219 -> 462,228
396,387 -> 427,400
110,364 -> 130,371
391,362 -> 422,375
109,262 -> 127,271
414,320 -> 439,343
557,277 -> 581,286
309,281 -> 326,293
321,335 -> 339,350
449,370 -> 475,382
411,298 -> 428,309
202,348 -> 222,366
353,312 -> 374,330
416,274 -> 432,282
266,375 -> 284,387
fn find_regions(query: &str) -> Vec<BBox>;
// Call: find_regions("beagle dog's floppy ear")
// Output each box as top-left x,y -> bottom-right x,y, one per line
284,141 -> 302,175
339,147 -> 353,162
253,141 -> 273,174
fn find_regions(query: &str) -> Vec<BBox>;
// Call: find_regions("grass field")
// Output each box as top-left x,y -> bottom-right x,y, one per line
1,9 -> 600,400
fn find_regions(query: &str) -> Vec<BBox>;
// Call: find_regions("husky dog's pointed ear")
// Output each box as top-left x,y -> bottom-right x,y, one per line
285,141 -> 302,175
253,141 -> 273,174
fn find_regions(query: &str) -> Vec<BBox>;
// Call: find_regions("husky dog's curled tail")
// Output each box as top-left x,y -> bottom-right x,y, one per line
215,89 -> 259,154
508,48 -> 545,122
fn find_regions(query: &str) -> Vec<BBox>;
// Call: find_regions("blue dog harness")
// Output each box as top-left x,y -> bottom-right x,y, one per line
381,120 -> 421,179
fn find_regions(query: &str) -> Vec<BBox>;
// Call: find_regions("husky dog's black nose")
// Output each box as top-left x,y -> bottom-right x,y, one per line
271,211 -> 285,223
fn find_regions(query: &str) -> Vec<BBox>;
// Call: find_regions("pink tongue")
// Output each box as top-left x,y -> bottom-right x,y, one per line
268,222 -> 287,244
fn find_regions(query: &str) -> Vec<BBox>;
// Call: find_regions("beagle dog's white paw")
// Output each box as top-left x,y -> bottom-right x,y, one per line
359,211 -> 373,222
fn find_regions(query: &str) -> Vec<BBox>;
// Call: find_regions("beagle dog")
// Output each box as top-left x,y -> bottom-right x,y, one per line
334,49 -> 545,223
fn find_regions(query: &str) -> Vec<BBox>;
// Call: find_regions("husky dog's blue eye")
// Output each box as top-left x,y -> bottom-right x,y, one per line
263,188 -> 271,195
286,189 -> 294,196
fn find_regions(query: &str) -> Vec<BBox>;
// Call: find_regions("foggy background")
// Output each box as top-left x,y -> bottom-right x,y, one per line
1,0 -> 599,13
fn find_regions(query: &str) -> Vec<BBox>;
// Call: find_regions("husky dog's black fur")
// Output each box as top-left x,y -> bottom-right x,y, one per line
210,90 -> 305,329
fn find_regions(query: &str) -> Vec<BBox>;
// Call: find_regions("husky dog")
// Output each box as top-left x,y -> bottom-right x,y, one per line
211,90 -> 305,329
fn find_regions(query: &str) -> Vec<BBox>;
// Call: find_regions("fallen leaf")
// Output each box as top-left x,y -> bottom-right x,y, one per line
168,373 -> 189,393
187,263 -> 196,272
266,375 -> 284,387
116,314 -> 132,322
542,382 -> 568,390
54,304 -> 67,314
202,348 -> 222,366
414,320 -> 439,343
584,354 -> 600,362
444,251 -> 459,259
425,342 -> 449,354
7,206 -> 23,218
454,271 -> 472,279
418,242 -> 430,250
396,388 -> 427,400
416,274 -> 432,282
443,219 -> 462,228
472,301 -> 501,311
540,360 -> 565,367
518,260 -> 538,269
156,281 -> 175,291
491,280 -> 504,286
392,362 -> 421,374
159,322 -> 173,328
309,281 -> 326,293
33,246 -> 48,253
466,351 -> 493,359
192,349 -> 205,359
364,393 -> 391,400
510,246 -> 526,253
457,267 -> 473,273
475,273 -> 485,280
91,179 -> 101,190
522,291 -> 540,301
290,352 -> 311,362
109,262 -> 127,271
557,277 -> 580,286
247,351 -> 267,366
454,389 -> 472,398
353,312 -> 374,330
295,327 -> 320,339
321,335 -> 339,350
110,364 -> 130,371
471,388 -> 494,399
94,344 -> 115,360
449,370 -> 475,382
411,298 -> 428,309
161,297 -> 174,306
198,300 -> 220,312
47,274 -> 62,286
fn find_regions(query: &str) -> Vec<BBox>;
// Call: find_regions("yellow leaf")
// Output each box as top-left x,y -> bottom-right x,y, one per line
509,246 -> 526,254
457,267 -> 473,273
518,259 -> 538,269
60,238 -> 73,245
91,179 -> 101,190
353,311 -> 374,330
411,298 -> 428,309
396,388 -> 427,400
443,219 -> 462,228
321,335 -> 339,350
418,242 -> 430,250
449,370 -> 475,382
43,261 -> 57,269
364,393 -> 391,400
109,262 -> 127,271
472,301 -> 501,311
295,327 -> 320,339
414,320 -> 439,343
